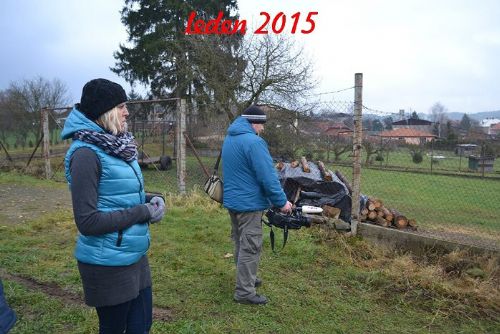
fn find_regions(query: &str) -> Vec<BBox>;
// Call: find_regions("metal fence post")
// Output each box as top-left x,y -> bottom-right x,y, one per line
176,99 -> 186,194
41,108 -> 52,179
351,73 -> 363,236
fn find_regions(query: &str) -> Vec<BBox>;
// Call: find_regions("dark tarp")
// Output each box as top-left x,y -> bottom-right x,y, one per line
277,161 -> 353,222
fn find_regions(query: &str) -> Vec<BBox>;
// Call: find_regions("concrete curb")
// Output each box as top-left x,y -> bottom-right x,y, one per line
358,223 -> 499,256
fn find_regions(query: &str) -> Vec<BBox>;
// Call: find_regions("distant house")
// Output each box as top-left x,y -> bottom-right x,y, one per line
378,128 -> 436,145
479,118 -> 500,136
392,118 -> 433,133
324,122 -> 353,138
490,122 -> 500,138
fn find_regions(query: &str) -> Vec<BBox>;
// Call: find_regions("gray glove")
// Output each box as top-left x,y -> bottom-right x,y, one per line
145,196 -> 166,223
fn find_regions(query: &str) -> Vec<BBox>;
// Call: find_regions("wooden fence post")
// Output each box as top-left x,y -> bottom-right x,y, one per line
41,108 -> 52,179
176,99 -> 186,194
351,73 -> 363,236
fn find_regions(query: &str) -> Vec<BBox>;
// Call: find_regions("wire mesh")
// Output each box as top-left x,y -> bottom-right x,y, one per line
2,83 -> 499,251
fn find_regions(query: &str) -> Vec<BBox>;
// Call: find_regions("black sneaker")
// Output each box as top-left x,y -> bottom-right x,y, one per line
234,294 -> 268,305
255,278 -> 262,288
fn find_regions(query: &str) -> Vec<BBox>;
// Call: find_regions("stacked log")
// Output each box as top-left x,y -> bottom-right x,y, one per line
275,161 -> 285,171
360,197 -> 417,230
300,156 -> 310,173
317,161 -> 333,181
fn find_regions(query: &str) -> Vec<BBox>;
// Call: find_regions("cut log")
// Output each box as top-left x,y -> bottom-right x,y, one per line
367,200 -> 376,211
390,209 -> 408,229
408,219 -> 417,230
322,205 -> 341,219
375,216 -> 390,227
360,214 -> 367,221
379,206 -> 394,222
369,198 -> 383,209
360,208 -> 369,215
275,161 -> 284,171
290,160 -> 300,168
367,210 -> 378,221
302,213 -> 328,224
334,170 -> 352,194
300,156 -> 311,173
317,161 -> 333,181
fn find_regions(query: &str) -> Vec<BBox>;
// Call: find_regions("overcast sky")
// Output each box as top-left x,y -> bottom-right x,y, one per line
1,0 -> 499,116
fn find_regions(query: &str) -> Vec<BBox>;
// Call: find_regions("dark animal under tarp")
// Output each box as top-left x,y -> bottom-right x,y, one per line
277,161 -> 353,223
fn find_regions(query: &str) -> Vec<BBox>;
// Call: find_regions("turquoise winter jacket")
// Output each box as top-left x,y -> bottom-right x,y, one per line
62,108 -> 149,266
222,117 -> 287,212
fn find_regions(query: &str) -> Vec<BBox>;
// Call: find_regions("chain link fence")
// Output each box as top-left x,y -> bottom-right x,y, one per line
1,78 -> 499,251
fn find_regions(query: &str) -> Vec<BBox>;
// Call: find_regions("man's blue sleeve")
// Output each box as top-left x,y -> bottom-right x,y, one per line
248,139 -> 287,208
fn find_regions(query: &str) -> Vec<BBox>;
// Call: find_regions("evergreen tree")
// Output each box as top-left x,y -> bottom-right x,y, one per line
459,113 -> 472,131
383,116 -> 393,130
112,0 -> 243,116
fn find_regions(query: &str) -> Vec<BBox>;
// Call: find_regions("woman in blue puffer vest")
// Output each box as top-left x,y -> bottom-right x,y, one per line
61,78 -> 165,333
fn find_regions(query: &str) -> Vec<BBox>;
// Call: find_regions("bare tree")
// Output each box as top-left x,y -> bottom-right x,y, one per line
429,102 -> 448,138
2,77 -> 70,148
238,34 -> 317,114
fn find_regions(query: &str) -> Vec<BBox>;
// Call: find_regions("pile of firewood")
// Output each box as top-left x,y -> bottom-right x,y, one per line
360,198 -> 417,230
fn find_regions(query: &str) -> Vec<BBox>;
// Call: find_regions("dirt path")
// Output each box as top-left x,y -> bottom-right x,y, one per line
0,183 -> 71,225
0,269 -> 173,321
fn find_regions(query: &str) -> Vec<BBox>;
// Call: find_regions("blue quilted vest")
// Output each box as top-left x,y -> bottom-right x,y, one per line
62,108 -> 149,266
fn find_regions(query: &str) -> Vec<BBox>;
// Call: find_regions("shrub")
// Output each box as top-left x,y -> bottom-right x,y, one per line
412,152 -> 423,164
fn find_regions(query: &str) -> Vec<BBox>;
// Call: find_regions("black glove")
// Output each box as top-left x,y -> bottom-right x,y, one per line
145,196 -> 166,223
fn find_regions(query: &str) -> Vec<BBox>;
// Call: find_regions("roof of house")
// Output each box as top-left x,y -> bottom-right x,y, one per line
392,118 -> 432,126
378,128 -> 436,138
491,122 -> 500,130
480,118 -> 500,127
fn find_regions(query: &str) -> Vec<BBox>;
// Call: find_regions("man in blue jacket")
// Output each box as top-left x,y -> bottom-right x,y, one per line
222,105 -> 292,305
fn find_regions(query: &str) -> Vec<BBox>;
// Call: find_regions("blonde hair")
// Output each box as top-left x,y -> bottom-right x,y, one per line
96,106 -> 126,135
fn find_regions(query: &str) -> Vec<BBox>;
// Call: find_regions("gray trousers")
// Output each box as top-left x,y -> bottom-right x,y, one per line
229,210 -> 264,299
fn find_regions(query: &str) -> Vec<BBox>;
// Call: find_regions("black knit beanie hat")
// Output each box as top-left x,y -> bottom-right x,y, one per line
241,105 -> 267,124
79,78 -> 127,120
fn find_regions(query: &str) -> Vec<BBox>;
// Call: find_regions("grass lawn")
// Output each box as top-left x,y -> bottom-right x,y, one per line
0,180 -> 498,333
358,169 -> 500,234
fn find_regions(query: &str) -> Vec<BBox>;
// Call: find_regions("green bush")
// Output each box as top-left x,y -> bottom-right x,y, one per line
412,152 -> 423,164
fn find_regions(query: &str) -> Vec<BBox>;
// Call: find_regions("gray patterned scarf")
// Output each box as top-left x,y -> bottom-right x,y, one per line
73,130 -> 138,162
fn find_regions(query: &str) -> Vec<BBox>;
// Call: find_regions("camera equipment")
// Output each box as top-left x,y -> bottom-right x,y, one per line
262,208 -> 312,252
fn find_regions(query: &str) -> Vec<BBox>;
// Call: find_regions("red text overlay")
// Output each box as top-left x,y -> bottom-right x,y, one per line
185,11 -> 318,35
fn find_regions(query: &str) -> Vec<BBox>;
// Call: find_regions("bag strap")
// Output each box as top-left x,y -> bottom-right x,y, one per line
262,217 -> 288,253
213,149 -> 222,172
